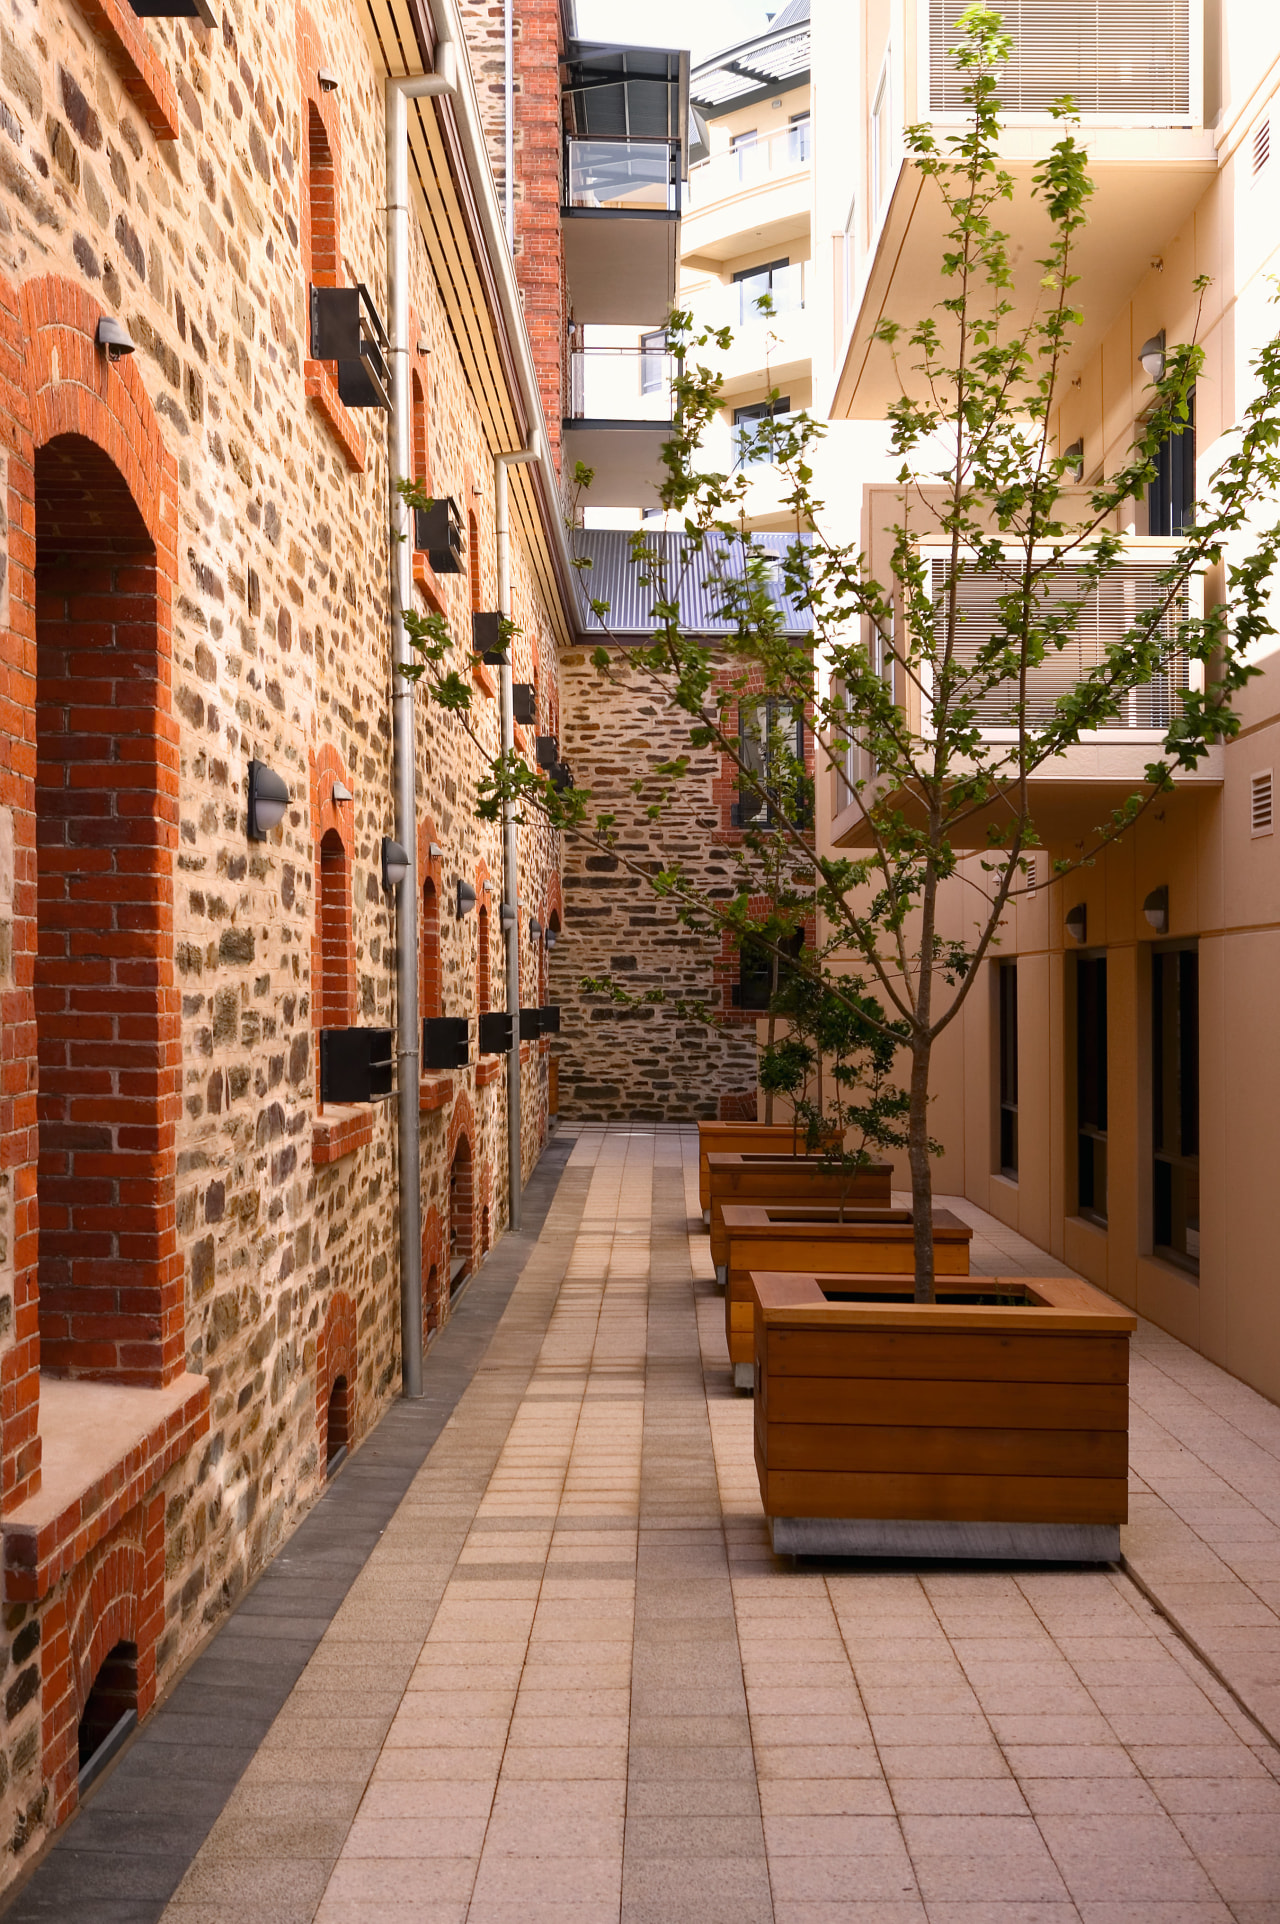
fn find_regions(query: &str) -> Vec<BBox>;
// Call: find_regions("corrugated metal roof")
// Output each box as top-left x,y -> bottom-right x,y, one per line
570,529 -> 813,636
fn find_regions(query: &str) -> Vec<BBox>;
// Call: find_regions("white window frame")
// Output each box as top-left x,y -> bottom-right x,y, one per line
870,50 -> 893,220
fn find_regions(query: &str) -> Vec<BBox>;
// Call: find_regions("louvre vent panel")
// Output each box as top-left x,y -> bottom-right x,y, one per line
928,0 -> 1191,116
1254,118 -> 1271,175
931,559 -> 1191,728
1250,770 -> 1274,835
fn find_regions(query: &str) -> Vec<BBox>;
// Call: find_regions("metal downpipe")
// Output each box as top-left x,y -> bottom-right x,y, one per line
495,441 -> 540,1234
386,50 -> 457,1399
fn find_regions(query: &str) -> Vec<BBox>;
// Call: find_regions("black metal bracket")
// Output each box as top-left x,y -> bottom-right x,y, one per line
309,284 -> 391,410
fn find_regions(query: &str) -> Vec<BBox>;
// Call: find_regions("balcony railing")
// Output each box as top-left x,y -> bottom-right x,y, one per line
686,121 -> 811,209
564,137 -> 680,214
567,347 -> 676,421
925,551 -> 1197,733
692,261 -> 807,332
924,0 -> 1197,121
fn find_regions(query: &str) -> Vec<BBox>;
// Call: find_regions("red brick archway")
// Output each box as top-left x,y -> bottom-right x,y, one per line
317,1288 -> 357,1466
5,276 -> 182,1431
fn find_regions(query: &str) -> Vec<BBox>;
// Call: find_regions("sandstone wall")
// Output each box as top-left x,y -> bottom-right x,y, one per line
552,647 -> 762,1121
0,0 -> 562,1872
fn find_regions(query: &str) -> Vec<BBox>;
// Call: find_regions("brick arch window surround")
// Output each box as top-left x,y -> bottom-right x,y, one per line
422,875 -> 441,1019
412,367 -> 429,494
319,828 -> 351,1030
449,1134 -> 474,1287
468,508 -> 481,612
316,1289 -> 357,1469
307,103 -> 339,286
34,426 -> 180,1388
477,901 -> 490,1013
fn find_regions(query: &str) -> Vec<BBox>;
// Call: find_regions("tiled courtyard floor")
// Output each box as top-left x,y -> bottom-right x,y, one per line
14,1124 -> 1280,1923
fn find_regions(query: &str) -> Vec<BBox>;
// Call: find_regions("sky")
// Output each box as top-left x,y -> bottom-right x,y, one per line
572,0 -> 773,64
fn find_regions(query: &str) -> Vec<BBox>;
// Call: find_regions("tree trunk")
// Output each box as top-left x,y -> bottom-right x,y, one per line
908,1029 -> 935,1303
763,1006 -> 776,1124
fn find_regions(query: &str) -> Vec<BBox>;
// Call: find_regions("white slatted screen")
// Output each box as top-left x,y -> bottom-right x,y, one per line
928,0 -> 1191,116
931,557 -> 1191,729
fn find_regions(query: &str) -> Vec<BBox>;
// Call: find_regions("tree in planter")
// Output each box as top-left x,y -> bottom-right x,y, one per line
401,5 -> 1280,1299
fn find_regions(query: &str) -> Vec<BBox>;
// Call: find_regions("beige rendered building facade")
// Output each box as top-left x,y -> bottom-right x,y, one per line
815,0 -> 1280,1403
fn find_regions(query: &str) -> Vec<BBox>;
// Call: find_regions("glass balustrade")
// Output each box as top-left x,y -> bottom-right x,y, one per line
564,138 -> 680,214
567,347 -> 676,421
686,122 -> 811,209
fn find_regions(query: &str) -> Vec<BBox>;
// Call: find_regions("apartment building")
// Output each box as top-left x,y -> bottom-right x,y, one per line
0,0 -> 583,1872
813,0 -> 1280,1403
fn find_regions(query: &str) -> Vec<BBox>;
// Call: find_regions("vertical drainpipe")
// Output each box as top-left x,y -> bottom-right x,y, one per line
495,440 -> 542,1234
386,47 -> 457,1398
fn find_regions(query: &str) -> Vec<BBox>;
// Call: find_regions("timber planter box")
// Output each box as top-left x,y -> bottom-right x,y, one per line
696,1121 -> 842,1220
707,1154 -> 893,1276
750,1270 -> 1135,1562
722,1204 -> 973,1388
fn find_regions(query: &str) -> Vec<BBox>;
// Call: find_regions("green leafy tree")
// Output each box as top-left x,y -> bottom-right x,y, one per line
401,6 -> 1280,1298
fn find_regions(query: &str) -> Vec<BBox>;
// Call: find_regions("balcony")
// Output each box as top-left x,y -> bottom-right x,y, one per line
829,541 -> 1222,850
561,136 -> 682,325
835,0 -> 1215,417
682,122 -> 811,265
687,262 -> 810,394
563,345 -> 676,508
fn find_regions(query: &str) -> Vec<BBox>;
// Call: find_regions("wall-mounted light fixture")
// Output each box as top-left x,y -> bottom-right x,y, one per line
1063,439 -> 1084,481
331,779 -> 353,805
381,837 -> 411,890
456,880 -> 477,917
428,842 -> 443,860
247,759 -> 289,841
1143,884 -> 1169,934
317,67 -> 340,92
500,902 -> 517,930
130,0 -> 216,23
95,315 -> 136,362
529,917 -> 543,943
546,928 -> 559,951
1139,330 -> 1166,382
1065,903 -> 1088,944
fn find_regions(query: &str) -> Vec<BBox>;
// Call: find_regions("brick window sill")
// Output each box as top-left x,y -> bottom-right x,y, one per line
419,1074 -> 453,1114
79,0 -> 180,140
305,361 -> 366,472
472,661 -> 497,699
412,553 -> 448,616
312,1106 -> 374,1164
2,1373 -> 210,1601
476,1058 -> 503,1088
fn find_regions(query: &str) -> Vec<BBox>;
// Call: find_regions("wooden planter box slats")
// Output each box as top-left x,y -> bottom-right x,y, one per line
707,1154 -> 894,1270
750,1269 -> 1135,1563
721,1207 -> 974,1387
696,1121 -> 842,1216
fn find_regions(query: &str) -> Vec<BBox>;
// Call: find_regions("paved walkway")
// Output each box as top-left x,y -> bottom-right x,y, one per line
16,1125 -> 1280,1923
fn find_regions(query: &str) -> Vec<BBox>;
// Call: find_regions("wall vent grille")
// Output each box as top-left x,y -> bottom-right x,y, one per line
1250,769 -> 1273,836
1254,117 -> 1271,175
928,0 -> 1191,117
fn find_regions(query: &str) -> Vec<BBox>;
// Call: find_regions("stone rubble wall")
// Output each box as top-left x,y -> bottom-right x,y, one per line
0,0 -> 562,1876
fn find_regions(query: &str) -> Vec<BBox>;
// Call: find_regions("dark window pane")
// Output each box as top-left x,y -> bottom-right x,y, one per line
1148,385 -> 1196,535
1076,955 -> 1108,1223
997,960 -> 1018,1177
1152,944 -> 1200,1272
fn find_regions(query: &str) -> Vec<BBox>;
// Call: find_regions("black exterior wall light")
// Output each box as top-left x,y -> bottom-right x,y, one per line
456,880 -> 477,917
381,838 -> 411,890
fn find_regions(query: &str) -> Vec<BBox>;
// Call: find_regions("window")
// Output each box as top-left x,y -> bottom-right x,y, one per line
735,698 -> 805,828
476,901 -> 490,1013
733,396 -> 791,469
735,926 -> 804,1011
835,196 -> 856,342
996,960 -> 1018,1177
788,111 -> 811,164
421,875 -> 441,1020
730,128 -> 759,183
411,368 -> 429,495
1152,944 -> 1199,1273
468,509 -> 482,613
1076,955 -> 1107,1224
1148,384 -> 1195,535
870,55 -> 892,218
307,101 -> 339,286
1250,769 -> 1273,836
640,328 -> 667,395
731,258 -> 798,324
319,828 -> 352,1029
